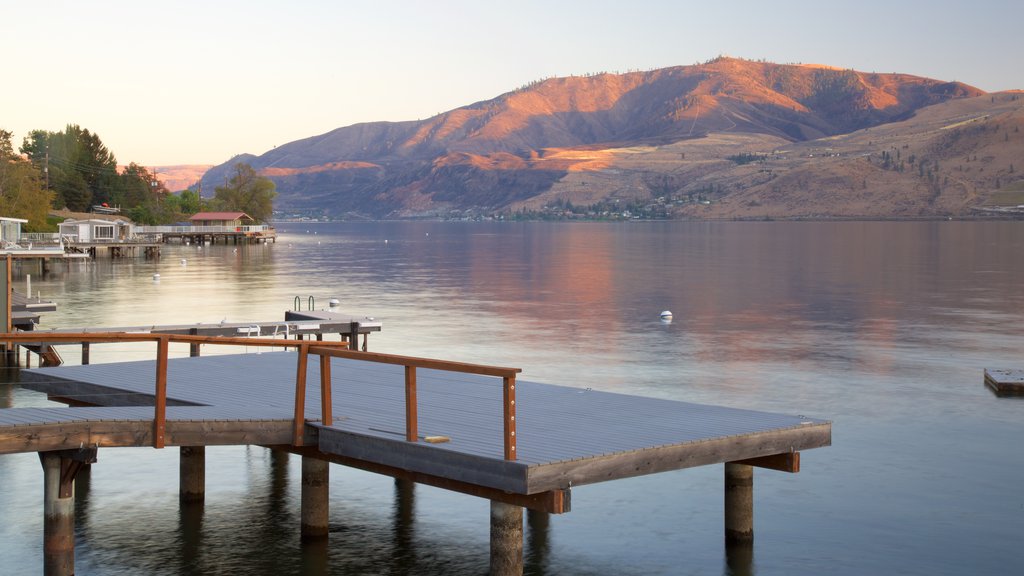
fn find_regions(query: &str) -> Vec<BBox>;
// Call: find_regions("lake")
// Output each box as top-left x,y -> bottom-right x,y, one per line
1,220 -> 1022,575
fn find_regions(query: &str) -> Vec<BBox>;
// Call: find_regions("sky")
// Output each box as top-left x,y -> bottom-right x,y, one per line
3,0 -> 1022,167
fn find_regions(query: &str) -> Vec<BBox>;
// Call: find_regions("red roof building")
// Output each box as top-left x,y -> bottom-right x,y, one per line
188,212 -> 255,226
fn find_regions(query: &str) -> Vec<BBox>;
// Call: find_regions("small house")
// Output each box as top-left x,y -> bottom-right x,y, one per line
0,217 -> 27,246
189,212 -> 255,228
59,217 -> 135,243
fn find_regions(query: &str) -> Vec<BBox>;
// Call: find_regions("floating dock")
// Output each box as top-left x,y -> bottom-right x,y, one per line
0,334 -> 830,575
984,368 -> 1024,396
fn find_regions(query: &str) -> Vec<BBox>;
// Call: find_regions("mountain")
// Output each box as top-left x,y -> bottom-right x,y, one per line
201,57 -> 1022,220
153,164 -> 213,192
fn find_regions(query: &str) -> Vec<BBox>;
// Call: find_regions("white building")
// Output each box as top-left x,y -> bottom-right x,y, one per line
58,218 -> 135,243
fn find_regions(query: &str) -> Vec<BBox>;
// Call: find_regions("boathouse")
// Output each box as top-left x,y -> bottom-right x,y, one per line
141,211 -> 277,244
58,217 -> 134,243
0,216 -> 27,246
189,211 -> 255,227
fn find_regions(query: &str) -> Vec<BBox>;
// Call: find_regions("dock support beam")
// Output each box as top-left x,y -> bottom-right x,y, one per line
724,462 -> 754,544
490,500 -> 523,576
39,452 -> 79,576
301,456 -> 329,540
180,446 -> 205,503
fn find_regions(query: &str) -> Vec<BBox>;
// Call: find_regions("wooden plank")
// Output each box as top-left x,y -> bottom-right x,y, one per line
405,366 -> 417,442
279,445 -> 570,514
317,427 -> 530,494
503,375 -> 516,461
984,368 -> 1024,396
523,424 -> 831,493
320,353 -> 333,426
293,343 -> 309,445
733,452 -> 800,473
310,346 -> 521,378
154,335 -> 169,448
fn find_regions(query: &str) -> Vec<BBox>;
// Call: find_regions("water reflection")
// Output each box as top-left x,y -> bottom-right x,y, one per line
391,478 -> 416,574
724,541 -> 754,576
1,221 -> 1023,575
525,509 -> 551,575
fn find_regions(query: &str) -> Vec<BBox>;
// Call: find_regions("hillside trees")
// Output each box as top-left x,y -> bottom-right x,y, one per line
21,125 -> 119,211
18,125 -> 193,224
0,130 -> 54,231
212,163 -> 276,223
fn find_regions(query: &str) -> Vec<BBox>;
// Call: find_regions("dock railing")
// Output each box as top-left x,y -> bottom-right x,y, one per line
1,332 -> 521,460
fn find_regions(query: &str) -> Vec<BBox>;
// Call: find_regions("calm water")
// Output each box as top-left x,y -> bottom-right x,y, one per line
1,221 -> 1022,575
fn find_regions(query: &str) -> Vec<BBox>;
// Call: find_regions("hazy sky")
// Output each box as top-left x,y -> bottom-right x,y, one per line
3,0 -> 1021,166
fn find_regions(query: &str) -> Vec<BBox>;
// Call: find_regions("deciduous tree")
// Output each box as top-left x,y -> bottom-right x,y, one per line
212,163 -> 276,223
0,130 -> 54,231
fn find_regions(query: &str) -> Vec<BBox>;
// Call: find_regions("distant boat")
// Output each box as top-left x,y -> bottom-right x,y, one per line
91,203 -> 121,215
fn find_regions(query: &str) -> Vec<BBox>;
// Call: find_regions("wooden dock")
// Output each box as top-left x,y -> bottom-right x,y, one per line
984,368 -> 1024,396
0,333 -> 831,575
12,311 -> 380,367
63,241 -> 162,259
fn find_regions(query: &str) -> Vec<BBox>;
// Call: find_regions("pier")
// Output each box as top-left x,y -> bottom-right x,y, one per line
984,368 -> 1024,396
0,333 -> 831,575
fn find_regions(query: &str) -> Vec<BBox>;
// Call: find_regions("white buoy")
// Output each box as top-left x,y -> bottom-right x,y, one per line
660,310 -> 673,322
328,298 -> 340,308
152,273 -> 160,281
180,258 -> 187,265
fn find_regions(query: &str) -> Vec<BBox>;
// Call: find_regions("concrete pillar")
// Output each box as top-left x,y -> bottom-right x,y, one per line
490,500 -> 523,576
40,452 -> 75,576
724,463 -> 754,544
180,446 -> 206,503
301,456 -> 329,540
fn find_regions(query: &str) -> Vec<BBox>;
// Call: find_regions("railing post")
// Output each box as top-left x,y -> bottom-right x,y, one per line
348,322 -> 361,351
81,342 -> 90,365
188,328 -> 200,357
503,375 -> 517,461
292,342 -> 309,446
405,366 -> 418,442
319,352 -> 332,426
154,335 -> 169,449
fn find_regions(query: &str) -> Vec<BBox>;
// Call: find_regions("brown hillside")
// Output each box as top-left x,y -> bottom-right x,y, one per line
153,164 -> 213,192
200,57 -> 992,219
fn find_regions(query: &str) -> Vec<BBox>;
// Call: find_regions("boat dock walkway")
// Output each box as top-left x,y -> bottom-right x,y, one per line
0,333 -> 830,576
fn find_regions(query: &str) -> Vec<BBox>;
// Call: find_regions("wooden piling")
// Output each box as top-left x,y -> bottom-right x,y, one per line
301,456 -> 329,540
40,452 -> 75,576
724,462 -> 754,543
490,500 -> 523,576
179,446 -> 205,503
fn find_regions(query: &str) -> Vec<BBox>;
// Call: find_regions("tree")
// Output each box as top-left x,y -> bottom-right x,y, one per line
0,130 -> 54,231
212,163 -> 276,223
21,124 -> 118,211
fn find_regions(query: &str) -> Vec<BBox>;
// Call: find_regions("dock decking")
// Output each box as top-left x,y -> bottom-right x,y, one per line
984,368 -> 1024,396
12,351 -> 829,493
1,337 -> 831,575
